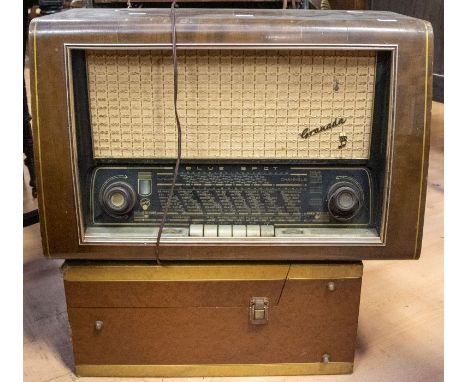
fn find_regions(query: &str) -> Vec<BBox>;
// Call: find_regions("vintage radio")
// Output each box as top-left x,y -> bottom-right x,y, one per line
30,8 -> 432,260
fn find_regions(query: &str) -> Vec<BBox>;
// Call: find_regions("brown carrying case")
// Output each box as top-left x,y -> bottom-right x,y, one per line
63,261 -> 363,377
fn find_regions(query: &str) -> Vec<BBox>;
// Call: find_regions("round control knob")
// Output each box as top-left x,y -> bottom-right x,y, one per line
100,180 -> 136,216
327,181 -> 363,221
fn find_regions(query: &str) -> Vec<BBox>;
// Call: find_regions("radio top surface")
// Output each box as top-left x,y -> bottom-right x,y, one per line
29,8 -> 432,260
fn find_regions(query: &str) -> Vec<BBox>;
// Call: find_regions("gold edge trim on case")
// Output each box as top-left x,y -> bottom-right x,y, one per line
75,362 -> 354,377
63,264 -> 290,282
33,23 -> 50,257
288,263 -> 363,279
414,23 -> 430,259
62,263 -> 362,282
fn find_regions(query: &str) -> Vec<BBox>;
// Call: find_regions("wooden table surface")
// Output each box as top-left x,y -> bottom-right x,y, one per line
23,102 -> 444,382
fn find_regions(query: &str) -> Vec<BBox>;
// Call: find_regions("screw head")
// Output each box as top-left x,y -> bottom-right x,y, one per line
327,281 -> 336,291
322,353 -> 330,364
95,320 -> 104,331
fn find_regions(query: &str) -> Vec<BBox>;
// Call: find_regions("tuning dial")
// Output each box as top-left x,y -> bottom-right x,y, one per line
100,180 -> 136,216
327,180 -> 363,221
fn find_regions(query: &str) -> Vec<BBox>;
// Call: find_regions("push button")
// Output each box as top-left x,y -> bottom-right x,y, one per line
204,225 -> 218,237
247,225 -> 261,237
218,225 -> 232,237
260,225 -> 274,237
189,224 -> 203,237
232,225 -> 247,237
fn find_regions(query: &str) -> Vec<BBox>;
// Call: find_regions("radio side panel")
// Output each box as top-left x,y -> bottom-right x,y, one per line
29,9 -> 432,260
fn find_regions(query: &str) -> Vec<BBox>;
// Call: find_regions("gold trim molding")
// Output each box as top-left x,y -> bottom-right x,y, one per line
413,21 -> 431,258
64,43 -> 396,248
76,362 -> 354,377
62,262 -> 362,282
289,263 -> 363,280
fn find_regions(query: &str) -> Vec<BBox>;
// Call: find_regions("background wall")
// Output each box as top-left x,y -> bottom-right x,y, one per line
368,0 -> 444,102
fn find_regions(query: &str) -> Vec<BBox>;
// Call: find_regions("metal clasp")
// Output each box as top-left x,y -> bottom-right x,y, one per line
249,297 -> 269,325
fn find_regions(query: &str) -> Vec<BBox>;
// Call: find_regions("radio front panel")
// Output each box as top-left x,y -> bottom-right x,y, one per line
70,46 -> 390,245
86,49 -> 376,160
90,166 -> 372,238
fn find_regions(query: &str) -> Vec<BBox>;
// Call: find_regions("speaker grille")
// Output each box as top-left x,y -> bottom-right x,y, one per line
86,49 -> 376,160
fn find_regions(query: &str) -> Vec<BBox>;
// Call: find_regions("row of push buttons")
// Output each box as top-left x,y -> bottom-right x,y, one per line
189,224 -> 274,237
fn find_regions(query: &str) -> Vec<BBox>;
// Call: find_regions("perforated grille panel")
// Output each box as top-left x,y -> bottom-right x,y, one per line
86,49 -> 376,160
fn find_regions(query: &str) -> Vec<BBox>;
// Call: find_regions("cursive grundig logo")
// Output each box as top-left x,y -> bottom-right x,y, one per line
299,117 -> 347,139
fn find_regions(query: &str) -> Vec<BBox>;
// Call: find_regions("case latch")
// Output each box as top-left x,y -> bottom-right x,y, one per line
249,297 -> 269,324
